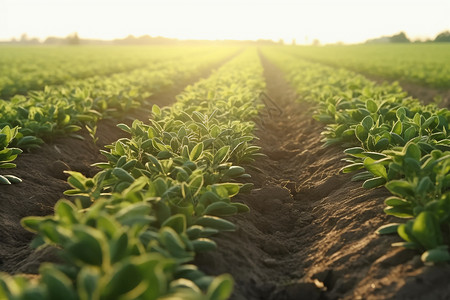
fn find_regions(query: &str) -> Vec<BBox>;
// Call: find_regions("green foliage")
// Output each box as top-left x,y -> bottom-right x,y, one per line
0,45 -> 237,165
268,44 -> 450,89
264,47 -> 450,264
1,49 -> 265,299
0,126 -> 23,184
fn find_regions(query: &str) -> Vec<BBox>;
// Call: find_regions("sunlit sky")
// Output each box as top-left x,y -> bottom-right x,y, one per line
1,0 -> 449,44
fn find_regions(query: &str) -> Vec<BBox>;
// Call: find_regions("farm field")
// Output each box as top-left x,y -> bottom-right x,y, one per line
277,44 -> 450,89
276,44 -> 450,107
0,45 -> 449,300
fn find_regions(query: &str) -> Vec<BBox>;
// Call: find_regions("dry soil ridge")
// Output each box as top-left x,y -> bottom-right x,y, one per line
195,53 -> 450,300
1,50 -> 449,300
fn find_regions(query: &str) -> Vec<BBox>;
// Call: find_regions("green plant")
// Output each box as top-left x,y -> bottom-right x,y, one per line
0,126 -> 22,184
263,47 -> 450,264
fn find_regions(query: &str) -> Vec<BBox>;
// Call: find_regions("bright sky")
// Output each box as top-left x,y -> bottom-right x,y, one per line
1,0 -> 449,44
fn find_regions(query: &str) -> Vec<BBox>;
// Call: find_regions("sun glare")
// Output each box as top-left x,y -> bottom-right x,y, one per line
1,0 -> 449,43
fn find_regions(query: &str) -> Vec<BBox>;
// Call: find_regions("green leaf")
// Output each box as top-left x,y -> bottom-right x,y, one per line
422,116 -> 438,130
362,176 -> 386,189
355,124 -> 368,142
161,214 -> 187,234
404,126 -> 417,141
152,104 -> 161,117
344,147 -> 365,155
213,146 -> 230,165
0,175 -> 11,184
416,176 -> 433,197
65,171 -> 88,190
397,221 -> 415,242
117,123 -> 131,133
77,267 -> 101,300
207,274 -> 234,300
21,216 -> 47,233
421,248 -> 450,264
361,115 -> 374,130
41,265 -> 77,300
363,157 -> 387,179
376,223 -> 400,235
102,262 -> 142,299
385,180 -> 415,199
392,120 -> 403,135
159,227 -> 190,258
55,200 -> 78,225
374,138 -> 389,151
112,167 -> 135,183
67,226 -> 106,266
189,142 -> 204,161
214,183 -> 240,197
412,211 -> 441,249
340,163 -> 364,174
204,202 -> 238,217
396,107 -> 406,120
231,202 -> 250,213
366,99 -> 378,113
195,216 -> 236,232
192,238 -> 217,252
384,196 -> 411,207
189,174 -> 204,197
110,232 -> 129,264
384,206 -> 414,218
404,143 -> 421,161
361,152 -> 387,160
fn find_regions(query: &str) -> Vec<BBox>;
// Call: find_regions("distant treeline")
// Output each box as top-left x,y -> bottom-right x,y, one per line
2,31 -> 450,46
365,31 -> 450,44
0,33 -> 280,46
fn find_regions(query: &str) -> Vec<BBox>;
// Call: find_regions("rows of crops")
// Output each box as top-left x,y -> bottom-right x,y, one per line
262,47 -> 450,264
0,46 -> 235,99
0,49 -> 266,299
274,44 -> 450,89
0,46 -> 238,184
0,45 -> 449,299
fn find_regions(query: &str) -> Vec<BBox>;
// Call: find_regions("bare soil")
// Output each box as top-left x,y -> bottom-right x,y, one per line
1,52 -> 450,300
0,54 -> 234,274
194,54 -> 450,300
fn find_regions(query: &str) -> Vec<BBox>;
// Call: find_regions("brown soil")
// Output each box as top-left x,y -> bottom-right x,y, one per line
1,50 -> 450,300
395,81 -> 450,109
194,53 -> 450,299
0,54 -> 234,274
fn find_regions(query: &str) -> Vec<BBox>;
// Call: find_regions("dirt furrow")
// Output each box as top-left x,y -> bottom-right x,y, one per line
0,52 -> 237,274
195,53 -> 450,300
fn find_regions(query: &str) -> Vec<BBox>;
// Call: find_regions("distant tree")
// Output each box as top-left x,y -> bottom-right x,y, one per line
434,31 -> 450,42
66,32 -> 80,45
390,32 -> 410,43
44,37 -> 64,45
312,39 -> 320,46
20,33 -> 28,42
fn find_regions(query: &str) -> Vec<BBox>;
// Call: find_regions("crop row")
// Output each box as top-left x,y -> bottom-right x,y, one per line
262,47 -> 450,264
0,47 -> 237,184
273,44 -> 450,89
0,46 -> 225,98
0,49 -> 266,299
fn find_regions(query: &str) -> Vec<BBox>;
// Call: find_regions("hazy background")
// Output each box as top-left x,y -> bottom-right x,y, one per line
1,0 -> 449,44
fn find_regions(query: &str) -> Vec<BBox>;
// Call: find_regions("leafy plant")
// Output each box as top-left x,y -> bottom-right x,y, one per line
0,126 -> 23,184
264,47 -> 450,264
0,49 -> 265,299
